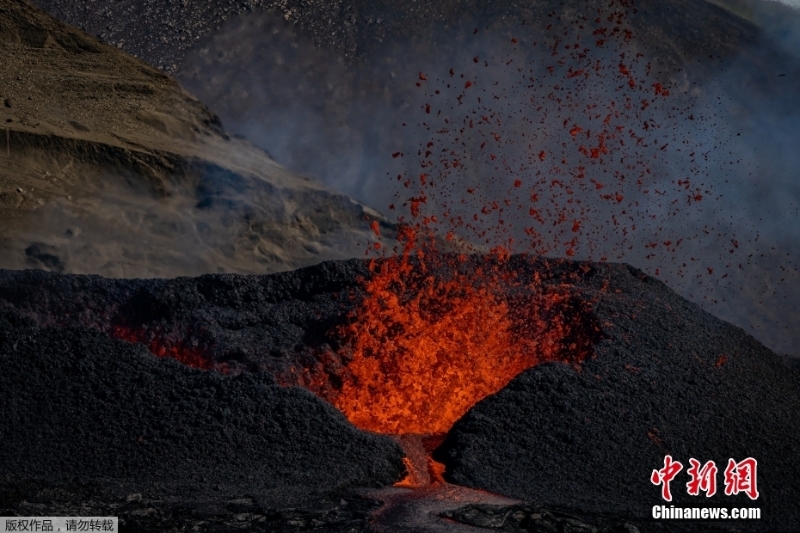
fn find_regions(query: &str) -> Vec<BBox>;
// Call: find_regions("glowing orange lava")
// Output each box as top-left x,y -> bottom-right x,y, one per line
336,264 -> 525,435
392,434 -> 447,488
302,234 -> 591,436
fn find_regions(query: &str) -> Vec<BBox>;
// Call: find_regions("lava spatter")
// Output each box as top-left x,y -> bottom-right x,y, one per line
300,0 -> 683,438
297,236 -> 598,436
111,325 -> 214,370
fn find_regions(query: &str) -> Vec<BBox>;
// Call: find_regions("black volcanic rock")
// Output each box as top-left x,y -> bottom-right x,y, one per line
434,261 -> 800,531
0,258 -> 597,379
0,309 -> 405,509
0,260 -> 374,376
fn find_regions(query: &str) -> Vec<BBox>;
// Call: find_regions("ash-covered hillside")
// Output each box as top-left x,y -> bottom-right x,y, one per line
0,0 -> 392,279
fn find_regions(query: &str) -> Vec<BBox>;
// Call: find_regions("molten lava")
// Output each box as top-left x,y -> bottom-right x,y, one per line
336,263 -> 526,435
393,434 -> 447,488
301,235 -> 592,436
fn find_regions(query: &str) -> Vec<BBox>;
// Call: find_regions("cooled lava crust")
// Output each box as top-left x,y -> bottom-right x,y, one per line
1,257 -> 799,531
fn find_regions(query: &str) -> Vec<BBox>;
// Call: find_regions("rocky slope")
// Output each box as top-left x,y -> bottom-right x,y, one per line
0,307 -> 404,532
0,0 -> 391,278
435,259 -> 800,531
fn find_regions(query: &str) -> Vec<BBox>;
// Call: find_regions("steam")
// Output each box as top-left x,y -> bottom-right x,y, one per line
178,5 -> 800,355
770,1 -> 800,9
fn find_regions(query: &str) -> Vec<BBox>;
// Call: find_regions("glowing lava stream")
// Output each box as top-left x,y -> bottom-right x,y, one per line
110,325 -> 214,370
392,434 -> 447,488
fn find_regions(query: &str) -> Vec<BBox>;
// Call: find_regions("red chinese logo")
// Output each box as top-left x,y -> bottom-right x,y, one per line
652,456 -> 759,501
651,455 -> 683,502
724,457 -> 759,500
686,458 -> 718,497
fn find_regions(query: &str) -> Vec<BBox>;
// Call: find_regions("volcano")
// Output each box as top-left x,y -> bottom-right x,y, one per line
2,0 -> 800,530
1,257 -> 799,531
